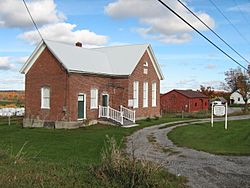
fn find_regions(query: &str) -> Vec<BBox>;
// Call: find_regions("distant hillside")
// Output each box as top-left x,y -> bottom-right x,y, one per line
0,90 -> 25,108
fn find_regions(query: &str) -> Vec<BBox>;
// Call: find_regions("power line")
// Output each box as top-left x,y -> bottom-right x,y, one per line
156,0 -> 248,71
22,0 -> 43,41
208,0 -> 250,46
176,0 -> 250,65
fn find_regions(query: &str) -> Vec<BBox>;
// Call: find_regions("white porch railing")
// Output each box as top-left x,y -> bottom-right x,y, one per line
120,105 -> 135,123
99,105 -> 123,125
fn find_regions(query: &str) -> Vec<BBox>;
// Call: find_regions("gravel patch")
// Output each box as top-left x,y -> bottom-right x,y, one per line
126,115 -> 250,188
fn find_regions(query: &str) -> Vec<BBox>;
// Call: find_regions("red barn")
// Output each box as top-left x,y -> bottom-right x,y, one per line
20,40 -> 164,128
160,89 -> 208,113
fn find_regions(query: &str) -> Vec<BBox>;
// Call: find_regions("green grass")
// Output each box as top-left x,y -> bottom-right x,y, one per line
0,124 -> 139,165
0,116 -> 186,165
168,119 -> 250,155
0,116 -> 188,187
136,116 -> 190,127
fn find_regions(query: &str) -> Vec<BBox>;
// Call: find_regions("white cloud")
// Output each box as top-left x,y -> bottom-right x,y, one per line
205,64 -> 216,69
0,0 -> 65,28
15,56 -> 29,64
0,0 -> 108,47
105,0 -> 215,44
176,79 -> 197,85
228,3 -> 250,13
0,76 -> 25,90
175,79 -> 222,90
0,57 -> 15,70
19,22 -> 108,46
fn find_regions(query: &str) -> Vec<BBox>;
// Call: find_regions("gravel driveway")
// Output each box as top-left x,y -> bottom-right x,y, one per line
126,115 -> 250,188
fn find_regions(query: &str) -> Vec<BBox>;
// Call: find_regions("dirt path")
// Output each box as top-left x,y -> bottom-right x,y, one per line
126,115 -> 250,188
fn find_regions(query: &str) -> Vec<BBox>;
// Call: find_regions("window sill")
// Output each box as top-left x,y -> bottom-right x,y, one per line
41,107 -> 50,110
90,107 -> 98,110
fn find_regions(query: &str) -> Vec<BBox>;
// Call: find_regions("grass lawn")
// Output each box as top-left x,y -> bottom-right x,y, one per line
0,116 -> 188,187
168,119 -> 250,155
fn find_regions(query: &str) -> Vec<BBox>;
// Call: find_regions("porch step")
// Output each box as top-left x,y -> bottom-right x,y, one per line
99,117 -> 135,126
123,118 -> 135,126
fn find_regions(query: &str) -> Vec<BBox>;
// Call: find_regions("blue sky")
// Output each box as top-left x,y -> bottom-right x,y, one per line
0,0 -> 250,92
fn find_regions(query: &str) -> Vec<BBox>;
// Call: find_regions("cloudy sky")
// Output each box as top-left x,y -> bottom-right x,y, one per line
1,0 -> 250,92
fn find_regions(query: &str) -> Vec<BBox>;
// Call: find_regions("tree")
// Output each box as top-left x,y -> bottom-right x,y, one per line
199,85 -> 215,99
224,68 -> 250,111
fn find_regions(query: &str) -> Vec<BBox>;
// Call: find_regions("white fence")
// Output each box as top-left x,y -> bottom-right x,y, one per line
99,105 -> 123,125
120,105 -> 135,123
0,108 -> 25,117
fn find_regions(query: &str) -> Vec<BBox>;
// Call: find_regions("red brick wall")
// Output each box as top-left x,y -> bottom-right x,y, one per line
160,90 -> 209,113
128,50 -> 161,118
25,47 -> 68,121
68,74 -> 128,121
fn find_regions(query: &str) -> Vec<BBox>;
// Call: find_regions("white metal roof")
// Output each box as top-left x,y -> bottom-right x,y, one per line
20,40 -> 164,79
92,44 -> 149,75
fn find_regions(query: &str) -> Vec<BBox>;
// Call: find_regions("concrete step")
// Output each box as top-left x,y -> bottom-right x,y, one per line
98,117 -> 135,126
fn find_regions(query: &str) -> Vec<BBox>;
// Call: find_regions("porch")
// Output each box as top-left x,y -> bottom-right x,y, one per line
98,105 -> 135,126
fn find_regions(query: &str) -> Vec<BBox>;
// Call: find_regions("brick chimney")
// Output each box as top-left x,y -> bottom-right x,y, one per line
75,42 -> 82,47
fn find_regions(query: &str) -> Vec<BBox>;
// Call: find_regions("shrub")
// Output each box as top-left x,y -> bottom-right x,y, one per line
91,136 -> 187,188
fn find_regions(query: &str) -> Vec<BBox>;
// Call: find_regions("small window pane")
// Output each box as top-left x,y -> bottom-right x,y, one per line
43,88 -> 50,97
78,95 -> 84,101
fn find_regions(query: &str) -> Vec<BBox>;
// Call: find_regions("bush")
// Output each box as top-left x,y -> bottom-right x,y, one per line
91,136 -> 187,188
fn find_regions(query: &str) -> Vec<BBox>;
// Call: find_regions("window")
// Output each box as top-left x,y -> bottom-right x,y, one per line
143,81 -> 148,107
238,97 -> 240,101
143,61 -> 148,67
90,88 -> 98,109
41,87 -> 50,109
133,81 -> 139,108
143,61 -> 148,74
195,103 -> 197,107
152,82 -> 157,107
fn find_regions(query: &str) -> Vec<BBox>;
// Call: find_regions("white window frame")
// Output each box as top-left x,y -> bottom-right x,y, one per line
90,88 -> 98,109
133,81 -> 139,108
152,82 -> 157,107
41,87 -> 50,109
143,81 -> 148,108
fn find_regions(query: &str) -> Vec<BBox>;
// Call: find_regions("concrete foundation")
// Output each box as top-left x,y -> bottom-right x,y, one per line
22,118 -> 98,129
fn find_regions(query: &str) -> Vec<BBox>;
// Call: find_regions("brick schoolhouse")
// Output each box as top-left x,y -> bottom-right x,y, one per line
20,40 -> 164,128
160,89 -> 208,113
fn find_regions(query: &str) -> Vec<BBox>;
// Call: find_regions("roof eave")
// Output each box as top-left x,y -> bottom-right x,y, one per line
20,40 -> 45,74
68,69 -> 129,78
147,45 -> 164,80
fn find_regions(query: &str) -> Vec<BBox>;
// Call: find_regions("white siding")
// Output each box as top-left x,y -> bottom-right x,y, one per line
230,91 -> 250,104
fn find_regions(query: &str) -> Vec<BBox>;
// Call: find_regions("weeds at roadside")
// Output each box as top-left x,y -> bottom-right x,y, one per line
91,136 -> 187,188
